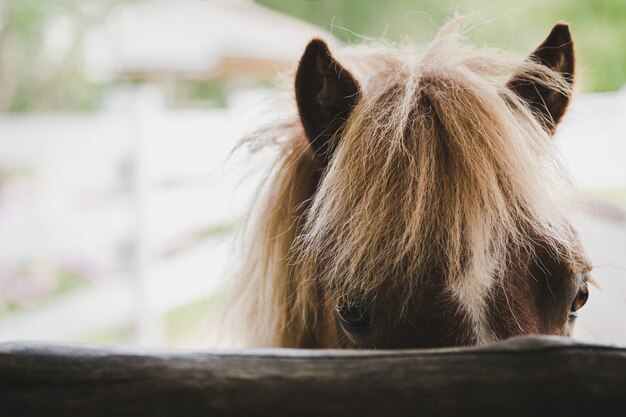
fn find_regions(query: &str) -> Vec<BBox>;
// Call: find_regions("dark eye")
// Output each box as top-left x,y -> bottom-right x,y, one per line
336,305 -> 372,332
569,281 -> 589,321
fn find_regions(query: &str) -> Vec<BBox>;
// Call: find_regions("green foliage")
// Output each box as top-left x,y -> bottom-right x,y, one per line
2,0 -> 622,111
0,0 -> 127,111
256,0 -> 626,92
170,79 -> 230,108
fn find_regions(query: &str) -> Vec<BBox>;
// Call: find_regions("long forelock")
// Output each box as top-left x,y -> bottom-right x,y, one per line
295,25 -> 581,343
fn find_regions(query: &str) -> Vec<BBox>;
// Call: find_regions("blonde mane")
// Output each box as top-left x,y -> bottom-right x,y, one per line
222,20 -> 583,347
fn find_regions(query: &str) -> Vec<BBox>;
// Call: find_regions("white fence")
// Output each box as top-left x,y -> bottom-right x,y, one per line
0,86 -> 272,345
556,90 -> 626,189
0,86 -> 625,346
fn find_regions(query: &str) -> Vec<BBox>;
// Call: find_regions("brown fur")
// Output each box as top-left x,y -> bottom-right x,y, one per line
221,19 -> 591,348
508,23 -> 575,133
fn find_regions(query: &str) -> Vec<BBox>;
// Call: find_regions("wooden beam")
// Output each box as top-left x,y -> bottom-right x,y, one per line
1,336 -> 625,417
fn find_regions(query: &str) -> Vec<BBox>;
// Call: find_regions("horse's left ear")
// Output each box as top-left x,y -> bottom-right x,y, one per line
295,39 -> 360,163
508,23 -> 575,134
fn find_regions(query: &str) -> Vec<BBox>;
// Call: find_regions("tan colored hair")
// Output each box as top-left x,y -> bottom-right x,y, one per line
222,19 -> 583,347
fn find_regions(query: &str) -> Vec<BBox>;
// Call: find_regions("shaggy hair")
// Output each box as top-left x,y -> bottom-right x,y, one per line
221,19 -> 584,347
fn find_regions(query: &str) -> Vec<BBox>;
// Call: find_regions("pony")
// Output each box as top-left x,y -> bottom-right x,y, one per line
224,19 -> 592,349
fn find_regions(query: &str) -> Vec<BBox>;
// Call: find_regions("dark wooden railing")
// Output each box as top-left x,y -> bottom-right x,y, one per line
1,336 -> 625,417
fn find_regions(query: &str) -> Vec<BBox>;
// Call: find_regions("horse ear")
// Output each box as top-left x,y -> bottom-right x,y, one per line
295,39 -> 360,162
507,23 -> 575,133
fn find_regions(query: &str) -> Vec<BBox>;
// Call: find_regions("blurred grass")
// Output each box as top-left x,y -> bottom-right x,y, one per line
166,290 -> 225,346
80,291 -> 225,346
256,0 -> 626,92
81,326 -> 133,345
0,265 -> 91,313
583,189 -> 626,209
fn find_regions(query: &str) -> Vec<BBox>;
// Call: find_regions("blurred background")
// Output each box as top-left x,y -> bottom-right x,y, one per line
0,0 -> 624,347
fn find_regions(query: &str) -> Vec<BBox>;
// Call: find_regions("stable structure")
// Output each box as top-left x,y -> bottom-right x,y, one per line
1,336 -> 625,416
84,0 -> 327,80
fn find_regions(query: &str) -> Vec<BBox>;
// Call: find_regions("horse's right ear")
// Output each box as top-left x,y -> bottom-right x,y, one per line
295,39 -> 360,163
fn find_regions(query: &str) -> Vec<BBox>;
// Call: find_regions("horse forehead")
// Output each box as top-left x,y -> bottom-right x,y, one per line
377,241 -> 582,341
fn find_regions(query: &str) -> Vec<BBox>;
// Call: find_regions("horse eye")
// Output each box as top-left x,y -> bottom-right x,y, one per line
336,305 -> 372,331
570,281 -> 589,316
